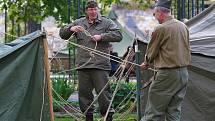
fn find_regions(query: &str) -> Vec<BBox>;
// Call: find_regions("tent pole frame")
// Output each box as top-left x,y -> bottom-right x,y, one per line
43,34 -> 55,121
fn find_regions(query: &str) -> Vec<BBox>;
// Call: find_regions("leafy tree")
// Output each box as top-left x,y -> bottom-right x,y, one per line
0,0 -> 43,36
0,0 -> 153,41
0,0 -> 86,38
98,0 -> 152,12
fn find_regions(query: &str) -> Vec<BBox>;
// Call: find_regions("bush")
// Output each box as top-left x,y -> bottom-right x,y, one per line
110,82 -> 136,112
52,79 -> 76,112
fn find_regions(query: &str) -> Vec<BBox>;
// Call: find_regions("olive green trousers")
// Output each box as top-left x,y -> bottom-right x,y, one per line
141,67 -> 189,121
78,69 -> 114,116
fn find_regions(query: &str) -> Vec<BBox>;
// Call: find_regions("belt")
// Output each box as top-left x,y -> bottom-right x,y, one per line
159,66 -> 187,70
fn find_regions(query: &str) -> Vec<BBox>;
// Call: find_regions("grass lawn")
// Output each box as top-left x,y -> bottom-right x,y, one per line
55,113 -> 137,121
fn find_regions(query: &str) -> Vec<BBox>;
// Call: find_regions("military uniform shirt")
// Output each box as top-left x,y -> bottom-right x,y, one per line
145,16 -> 191,69
59,15 -> 122,70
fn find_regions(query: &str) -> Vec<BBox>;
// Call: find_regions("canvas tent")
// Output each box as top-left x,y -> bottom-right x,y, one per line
181,3 -> 215,121
0,31 -> 54,121
108,8 -> 157,57
108,10 -> 134,57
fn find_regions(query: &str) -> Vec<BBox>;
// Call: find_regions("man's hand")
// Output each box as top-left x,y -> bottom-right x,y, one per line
70,26 -> 84,32
91,35 -> 102,42
140,62 -> 149,70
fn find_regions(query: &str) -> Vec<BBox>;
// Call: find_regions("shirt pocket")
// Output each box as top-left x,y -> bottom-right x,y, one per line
94,26 -> 105,34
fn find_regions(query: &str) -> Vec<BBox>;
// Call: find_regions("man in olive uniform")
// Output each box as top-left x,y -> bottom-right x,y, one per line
59,1 -> 122,121
140,0 -> 191,121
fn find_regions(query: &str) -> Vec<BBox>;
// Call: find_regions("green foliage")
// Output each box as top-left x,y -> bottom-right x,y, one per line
52,79 -> 75,99
0,0 -> 86,36
98,0 -> 121,14
0,0 -> 42,22
119,0 -> 152,10
98,0 -> 153,14
111,82 -> 136,112
55,118 -> 76,121
52,79 -> 76,111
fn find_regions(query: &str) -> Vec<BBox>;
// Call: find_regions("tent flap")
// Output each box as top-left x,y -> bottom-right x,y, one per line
0,31 -> 51,121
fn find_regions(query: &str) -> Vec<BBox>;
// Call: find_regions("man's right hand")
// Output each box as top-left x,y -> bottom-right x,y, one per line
70,26 -> 84,32
140,62 -> 149,70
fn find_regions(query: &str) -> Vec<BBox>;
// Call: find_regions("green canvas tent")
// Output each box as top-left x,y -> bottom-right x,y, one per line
108,10 -> 134,57
181,3 -> 215,121
0,31 -> 54,121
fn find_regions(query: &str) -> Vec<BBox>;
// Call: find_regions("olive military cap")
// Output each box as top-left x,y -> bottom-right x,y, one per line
155,0 -> 171,9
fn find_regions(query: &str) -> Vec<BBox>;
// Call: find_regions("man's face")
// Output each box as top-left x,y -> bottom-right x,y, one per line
86,7 -> 98,21
153,8 -> 162,24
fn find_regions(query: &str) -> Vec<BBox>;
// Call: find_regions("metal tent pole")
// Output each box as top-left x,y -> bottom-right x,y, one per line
4,4 -> 7,43
188,0 -> 190,19
78,0 -> 81,17
68,0 -> 71,81
177,0 -> 181,20
192,0 -> 195,17
197,0 -> 200,14
182,0 -> 186,19
135,41 -> 142,121
201,0 -> 204,11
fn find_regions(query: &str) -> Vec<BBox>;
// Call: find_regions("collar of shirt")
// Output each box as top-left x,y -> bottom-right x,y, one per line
85,15 -> 102,24
163,16 -> 174,23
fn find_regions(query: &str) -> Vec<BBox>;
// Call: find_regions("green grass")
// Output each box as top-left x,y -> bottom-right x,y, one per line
55,113 -> 137,121
55,118 -> 75,121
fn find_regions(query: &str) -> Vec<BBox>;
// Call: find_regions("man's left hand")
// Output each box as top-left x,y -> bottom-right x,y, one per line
91,35 -> 102,42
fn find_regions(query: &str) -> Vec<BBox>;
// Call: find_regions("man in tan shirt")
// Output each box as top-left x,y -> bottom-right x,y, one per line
140,0 -> 191,121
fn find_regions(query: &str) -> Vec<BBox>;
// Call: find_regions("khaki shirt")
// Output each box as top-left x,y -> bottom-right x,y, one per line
59,16 -> 122,70
145,16 -> 191,69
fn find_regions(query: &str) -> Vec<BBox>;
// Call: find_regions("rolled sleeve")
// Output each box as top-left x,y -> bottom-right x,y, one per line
59,22 -> 77,40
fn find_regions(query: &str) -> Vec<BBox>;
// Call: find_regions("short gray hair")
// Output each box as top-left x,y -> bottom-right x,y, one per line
156,6 -> 171,14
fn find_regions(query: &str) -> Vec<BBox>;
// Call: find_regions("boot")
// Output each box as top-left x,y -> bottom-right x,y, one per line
106,113 -> 113,121
86,114 -> 93,121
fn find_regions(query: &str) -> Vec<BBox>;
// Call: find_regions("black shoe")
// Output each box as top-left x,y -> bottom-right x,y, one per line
106,113 -> 113,121
86,114 -> 93,121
